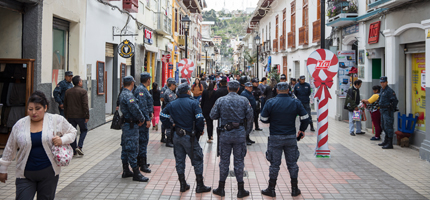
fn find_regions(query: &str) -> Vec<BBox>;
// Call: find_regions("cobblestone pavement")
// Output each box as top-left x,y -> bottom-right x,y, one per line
1,116 -> 430,199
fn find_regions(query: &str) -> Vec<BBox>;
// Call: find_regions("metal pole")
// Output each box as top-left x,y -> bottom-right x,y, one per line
321,0 -> 326,49
185,30 -> 188,59
257,45 -> 259,79
205,50 -> 208,74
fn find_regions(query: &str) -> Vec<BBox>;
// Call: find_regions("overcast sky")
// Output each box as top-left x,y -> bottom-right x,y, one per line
203,0 -> 259,11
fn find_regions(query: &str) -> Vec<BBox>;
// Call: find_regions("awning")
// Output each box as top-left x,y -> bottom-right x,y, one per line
144,44 -> 159,53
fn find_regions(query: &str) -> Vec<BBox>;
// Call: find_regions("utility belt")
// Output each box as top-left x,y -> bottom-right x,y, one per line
122,118 -> 139,128
219,122 -> 244,132
176,127 -> 195,137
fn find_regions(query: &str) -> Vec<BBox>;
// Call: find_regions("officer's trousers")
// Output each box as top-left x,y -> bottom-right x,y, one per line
121,123 -> 139,168
266,135 -> 300,180
219,131 -> 247,182
302,103 -> 313,122
173,133 -> 204,175
380,109 -> 394,138
138,125 -> 149,158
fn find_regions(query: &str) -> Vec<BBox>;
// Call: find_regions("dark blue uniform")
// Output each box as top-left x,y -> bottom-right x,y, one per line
160,94 -> 205,175
134,84 -> 151,160
120,88 -> 145,169
53,79 -> 73,116
260,93 -> 309,180
293,82 -> 313,124
379,86 -> 398,139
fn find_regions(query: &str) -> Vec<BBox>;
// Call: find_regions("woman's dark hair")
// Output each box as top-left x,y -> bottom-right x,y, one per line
372,85 -> 381,93
28,91 -> 49,109
192,78 -> 202,90
152,82 -> 158,92
207,82 -> 215,99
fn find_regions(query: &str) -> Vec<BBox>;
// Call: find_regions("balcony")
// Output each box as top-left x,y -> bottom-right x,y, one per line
273,39 -> 278,52
154,13 -> 171,36
368,0 -> 413,9
280,35 -> 286,51
287,32 -> 295,48
264,40 -> 271,52
123,0 -> 138,13
299,27 -> 309,46
313,20 -> 321,43
326,0 -> 358,27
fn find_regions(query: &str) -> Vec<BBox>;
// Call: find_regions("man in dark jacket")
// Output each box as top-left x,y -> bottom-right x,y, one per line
238,76 -> 248,95
64,75 -> 89,156
344,79 -> 364,136
213,77 -> 229,101
294,76 -> 315,131
241,82 -> 256,145
272,74 -> 287,98
251,78 -> 262,131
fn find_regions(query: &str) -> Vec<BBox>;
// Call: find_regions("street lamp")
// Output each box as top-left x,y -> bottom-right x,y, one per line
181,15 -> 191,59
254,34 -> 261,79
204,43 -> 209,73
211,53 -> 215,73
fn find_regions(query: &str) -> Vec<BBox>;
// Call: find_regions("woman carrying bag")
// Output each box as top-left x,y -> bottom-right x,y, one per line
0,91 -> 77,200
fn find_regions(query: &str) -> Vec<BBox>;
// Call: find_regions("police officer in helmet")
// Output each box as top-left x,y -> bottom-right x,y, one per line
260,82 -> 309,197
160,83 -> 211,193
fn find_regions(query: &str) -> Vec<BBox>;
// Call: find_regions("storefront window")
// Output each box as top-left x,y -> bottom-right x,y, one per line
412,53 -> 426,131
52,18 -> 69,93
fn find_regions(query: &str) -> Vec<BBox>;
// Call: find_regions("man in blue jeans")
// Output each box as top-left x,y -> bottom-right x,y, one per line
64,75 -> 90,156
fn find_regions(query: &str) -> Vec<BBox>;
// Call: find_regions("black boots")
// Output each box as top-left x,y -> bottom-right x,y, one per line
378,135 -> 388,146
261,179 -> 277,197
213,181 -> 225,197
140,157 -> 151,173
178,174 -> 190,192
246,135 -> 252,146
382,137 -> 393,149
291,178 -> 301,197
166,131 -> 174,147
310,123 -> 315,131
237,181 -> 250,198
122,163 -> 133,178
132,167 -> 149,182
195,175 -> 211,193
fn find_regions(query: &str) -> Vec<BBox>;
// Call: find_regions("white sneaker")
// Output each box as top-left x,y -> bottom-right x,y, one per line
207,139 -> 213,143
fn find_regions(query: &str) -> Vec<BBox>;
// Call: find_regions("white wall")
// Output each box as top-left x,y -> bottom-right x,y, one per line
0,8 -> 22,58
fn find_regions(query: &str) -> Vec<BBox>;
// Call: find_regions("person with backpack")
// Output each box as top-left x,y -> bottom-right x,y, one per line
344,79 -> 365,136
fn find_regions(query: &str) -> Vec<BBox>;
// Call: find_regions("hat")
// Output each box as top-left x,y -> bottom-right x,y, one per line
251,78 -> 258,83
65,71 -> 73,76
177,83 -> 191,94
220,77 -> 227,83
228,80 -> 240,89
244,82 -> 252,87
380,76 -> 387,83
280,74 -> 287,80
123,75 -> 135,84
167,78 -> 176,84
349,67 -> 358,74
299,75 -> 306,80
277,82 -> 289,91
140,72 -> 151,80
181,78 -> 187,84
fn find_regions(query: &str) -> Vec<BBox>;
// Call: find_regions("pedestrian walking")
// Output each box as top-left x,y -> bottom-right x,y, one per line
252,78 -> 263,131
150,82 -> 161,132
163,79 -> 178,148
378,76 -> 399,149
53,71 -> 74,116
64,75 -> 89,156
241,82 -> 256,145
294,75 -> 316,131
259,77 -> 268,109
210,80 -> 253,198
0,91 -> 77,199
212,78 -> 229,101
289,78 -> 297,97
160,83 -> 211,194
201,82 -> 216,143
191,78 -> 204,101
118,76 -> 149,182
260,82 -> 309,197
361,85 -> 382,140
344,79 -> 364,136
133,72 -> 153,173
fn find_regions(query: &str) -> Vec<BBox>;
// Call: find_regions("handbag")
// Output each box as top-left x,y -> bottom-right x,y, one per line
51,116 -> 73,167
352,110 -> 361,121
110,110 -> 123,130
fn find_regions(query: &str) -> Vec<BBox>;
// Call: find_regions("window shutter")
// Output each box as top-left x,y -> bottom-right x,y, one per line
53,17 -> 70,31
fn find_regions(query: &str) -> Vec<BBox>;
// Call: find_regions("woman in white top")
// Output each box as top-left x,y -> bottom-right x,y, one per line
0,91 -> 77,200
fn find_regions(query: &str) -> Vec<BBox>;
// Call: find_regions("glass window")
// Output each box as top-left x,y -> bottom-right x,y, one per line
52,18 -> 69,94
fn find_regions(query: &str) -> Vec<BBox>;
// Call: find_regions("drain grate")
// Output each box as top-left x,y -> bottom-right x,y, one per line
228,170 -> 248,177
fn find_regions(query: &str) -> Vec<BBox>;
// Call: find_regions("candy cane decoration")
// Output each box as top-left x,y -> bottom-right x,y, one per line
306,49 -> 339,158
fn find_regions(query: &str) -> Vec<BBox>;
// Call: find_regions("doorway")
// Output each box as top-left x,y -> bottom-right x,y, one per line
105,57 -> 113,114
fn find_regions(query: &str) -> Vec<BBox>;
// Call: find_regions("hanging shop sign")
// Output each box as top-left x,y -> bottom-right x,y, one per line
144,29 -> 153,44
118,39 -> 135,58
337,50 -> 356,98
306,49 -> 339,158
342,24 -> 359,36
412,53 -> 426,131
368,21 -> 381,44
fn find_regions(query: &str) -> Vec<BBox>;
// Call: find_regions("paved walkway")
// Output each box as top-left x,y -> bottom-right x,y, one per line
1,116 -> 430,199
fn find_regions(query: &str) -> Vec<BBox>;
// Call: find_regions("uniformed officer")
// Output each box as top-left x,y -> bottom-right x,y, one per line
241,82 -> 256,145
133,72 -> 153,173
210,80 -> 253,198
160,78 -> 175,143
53,71 -> 74,116
163,78 -> 178,147
119,76 -> 149,182
238,76 -> 248,95
272,74 -> 287,98
251,78 -> 263,131
294,75 -> 315,131
378,76 -> 399,149
160,83 -> 211,193
260,82 -> 309,197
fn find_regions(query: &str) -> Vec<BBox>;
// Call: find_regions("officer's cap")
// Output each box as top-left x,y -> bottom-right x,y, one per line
299,75 -> 306,80
123,75 -> 135,84
167,78 -> 176,84
228,80 -> 240,89
380,76 -> 387,83
280,74 -> 286,80
277,82 -> 289,91
140,72 -> 151,80
65,71 -> 73,76
251,78 -> 259,83
181,78 -> 188,84
244,82 -> 252,87
220,77 -> 227,83
167,77 -> 175,83
177,83 -> 190,94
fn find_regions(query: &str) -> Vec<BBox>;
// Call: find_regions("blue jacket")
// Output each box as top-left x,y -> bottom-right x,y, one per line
260,94 -> 310,135
160,94 -> 204,133
294,82 -> 312,104
119,88 -> 145,122
53,79 -> 73,105
241,89 -> 256,112
133,83 -> 150,121
379,85 -> 399,110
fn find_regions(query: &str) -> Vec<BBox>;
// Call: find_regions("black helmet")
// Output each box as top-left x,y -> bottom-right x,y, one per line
239,76 -> 248,85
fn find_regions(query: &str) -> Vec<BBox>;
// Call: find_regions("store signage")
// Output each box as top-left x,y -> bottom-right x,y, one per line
118,39 -> 135,58
144,29 -> 153,44
342,24 -> 359,36
368,21 -> 381,44
316,60 -> 331,70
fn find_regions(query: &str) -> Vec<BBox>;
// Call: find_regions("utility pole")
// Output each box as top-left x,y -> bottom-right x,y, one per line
321,0 -> 325,49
